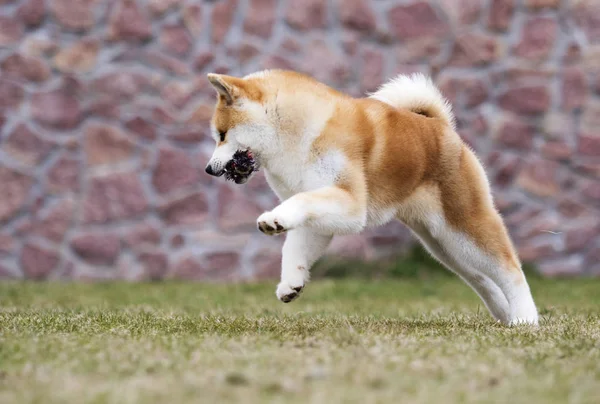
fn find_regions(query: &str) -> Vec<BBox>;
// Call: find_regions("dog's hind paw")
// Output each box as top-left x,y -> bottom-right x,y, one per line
276,281 -> 303,303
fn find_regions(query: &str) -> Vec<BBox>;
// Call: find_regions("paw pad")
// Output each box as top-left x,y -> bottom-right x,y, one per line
258,218 -> 287,235
280,292 -> 297,303
276,284 -> 304,303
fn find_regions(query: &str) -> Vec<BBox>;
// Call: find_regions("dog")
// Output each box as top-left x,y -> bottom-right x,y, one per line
204,69 -> 539,326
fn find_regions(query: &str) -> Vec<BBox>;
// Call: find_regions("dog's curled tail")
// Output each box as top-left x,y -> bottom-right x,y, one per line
369,73 -> 455,130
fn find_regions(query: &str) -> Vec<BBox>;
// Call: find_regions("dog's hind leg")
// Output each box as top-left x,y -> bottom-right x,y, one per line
428,146 -> 538,325
431,218 -> 537,325
409,222 -> 511,324
407,214 -> 538,325
275,228 -> 332,303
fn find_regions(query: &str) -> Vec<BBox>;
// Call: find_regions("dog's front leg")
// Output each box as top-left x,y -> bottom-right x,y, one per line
256,186 -> 366,235
276,228 -> 332,303
256,185 -> 365,303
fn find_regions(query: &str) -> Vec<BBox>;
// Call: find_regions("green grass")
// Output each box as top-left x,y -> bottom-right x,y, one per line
1,277 -> 599,403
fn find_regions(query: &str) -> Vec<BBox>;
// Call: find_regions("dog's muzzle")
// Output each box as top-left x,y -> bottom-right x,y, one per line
205,150 -> 258,184
205,164 -> 224,177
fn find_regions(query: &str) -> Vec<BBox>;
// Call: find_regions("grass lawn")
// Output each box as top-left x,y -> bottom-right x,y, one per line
1,277 -> 599,403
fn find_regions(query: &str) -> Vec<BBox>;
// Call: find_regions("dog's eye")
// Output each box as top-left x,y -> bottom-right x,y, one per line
219,131 -> 227,142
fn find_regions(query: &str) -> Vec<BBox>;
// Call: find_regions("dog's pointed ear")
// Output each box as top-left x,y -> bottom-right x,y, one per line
207,73 -> 240,105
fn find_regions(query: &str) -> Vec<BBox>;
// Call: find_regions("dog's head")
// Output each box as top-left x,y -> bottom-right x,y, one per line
204,72 -> 276,184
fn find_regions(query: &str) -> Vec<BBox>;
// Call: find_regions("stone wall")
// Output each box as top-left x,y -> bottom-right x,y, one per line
0,0 -> 598,281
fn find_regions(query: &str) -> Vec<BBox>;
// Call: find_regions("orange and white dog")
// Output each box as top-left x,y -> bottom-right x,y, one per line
205,69 -> 538,326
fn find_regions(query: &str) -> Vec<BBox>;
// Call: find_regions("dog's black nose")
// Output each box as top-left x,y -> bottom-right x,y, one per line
205,164 -> 223,177
205,164 -> 216,176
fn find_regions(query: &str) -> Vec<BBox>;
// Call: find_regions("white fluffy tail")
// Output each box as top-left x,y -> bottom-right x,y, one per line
369,73 -> 455,129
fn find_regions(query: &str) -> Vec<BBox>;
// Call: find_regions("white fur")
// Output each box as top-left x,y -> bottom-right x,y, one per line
306,150 -> 346,187
235,100 -> 278,152
261,98 -> 337,196
243,70 -> 271,80
366,206 -> 398,228
369,73 -> 456,129
275,228 -> 332,302
257,184 -> 366,236
409,215 -> 538,325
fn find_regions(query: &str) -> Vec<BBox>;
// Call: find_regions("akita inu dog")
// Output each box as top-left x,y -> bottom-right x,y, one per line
205,70 -> 539,326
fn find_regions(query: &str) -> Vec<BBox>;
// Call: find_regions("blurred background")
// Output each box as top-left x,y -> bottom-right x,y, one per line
0,0 -> 598,282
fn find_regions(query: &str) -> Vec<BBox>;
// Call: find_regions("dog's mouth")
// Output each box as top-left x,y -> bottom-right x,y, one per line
223,149 -> 259,184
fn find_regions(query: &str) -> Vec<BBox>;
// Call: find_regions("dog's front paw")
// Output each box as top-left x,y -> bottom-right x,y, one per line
276,281 -> 304,303
257,211 -> 289,236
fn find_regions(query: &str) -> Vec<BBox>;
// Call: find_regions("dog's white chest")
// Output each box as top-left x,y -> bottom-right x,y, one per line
264,150 -> 345,200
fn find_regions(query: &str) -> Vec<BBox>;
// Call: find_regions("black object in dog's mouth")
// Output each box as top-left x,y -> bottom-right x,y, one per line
224,149 -> 258,184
